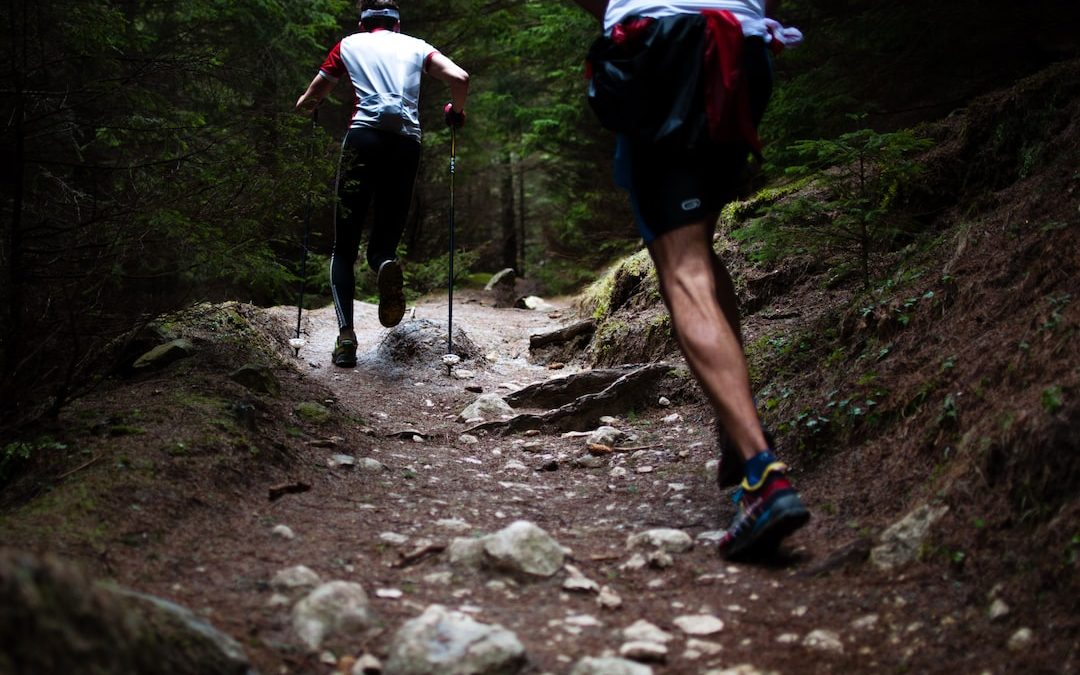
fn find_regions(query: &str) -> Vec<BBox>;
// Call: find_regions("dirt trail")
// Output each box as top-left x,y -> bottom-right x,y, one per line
229,292 -> 1005,675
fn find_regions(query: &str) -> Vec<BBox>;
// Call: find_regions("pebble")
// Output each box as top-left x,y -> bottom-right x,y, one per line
623,619 -> 673,644
686,638 -> 723,656
662,413 -> 682,424
988,598 -> 1010,621
775,633 -> 800,644
598,586 -> 623,609
328,454 -> 356,468
658,396 -> 671,407
375,588 -> 403,599
1007,627 -> 1033,651
673,614 -> 725,636
379,532 -> 409,545
851,614 -> 879,630
458,434 -> 479,444
619,641 -> 668,663
802,629 -> 844,654
352,653 -> 382,674
271,524 -> 295,540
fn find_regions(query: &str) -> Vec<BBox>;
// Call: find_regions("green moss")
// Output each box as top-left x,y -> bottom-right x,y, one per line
294,402 -> 332,425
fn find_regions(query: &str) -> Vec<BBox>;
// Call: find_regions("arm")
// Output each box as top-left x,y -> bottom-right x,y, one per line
295,73 -> 335,116
570,0 -> 607,21
426,52 -> 470,112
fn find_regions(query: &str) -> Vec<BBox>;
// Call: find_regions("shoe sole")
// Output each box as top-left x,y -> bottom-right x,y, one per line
722,494 -> 810,561
378,260 -> 405,328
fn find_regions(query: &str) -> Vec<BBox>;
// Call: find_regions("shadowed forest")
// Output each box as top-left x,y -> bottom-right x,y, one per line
1,1 -> 1078,674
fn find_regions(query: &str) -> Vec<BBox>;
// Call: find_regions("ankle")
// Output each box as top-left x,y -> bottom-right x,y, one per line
744,449 -> 777,487
339,328 -> 356,341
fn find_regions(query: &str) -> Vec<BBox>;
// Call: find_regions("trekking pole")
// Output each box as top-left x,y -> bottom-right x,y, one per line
291,107 -> 319,356
447,125 -> 456,357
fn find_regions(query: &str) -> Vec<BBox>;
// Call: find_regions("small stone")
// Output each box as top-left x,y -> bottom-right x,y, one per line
459,434 -> 479,445
352,652 -> 383,675
619,641 -> 667,663
1007,627 -> 1033,651
775,633 -> 800,644
357,458 -> 388,473
623,619 -> 673,644
610,467 -> 629,478
570,656 -> 653,675
563,575 -> 600,593
436,518 -> 471,532
685,639 -> 723,656
851,614 -> 879,630
802,629 -> 844,653
271,565 -> 321,592
375,588 -> 403,599
379,532 -> 409,545
503,460 -> 528,471
988,598 -> 1010,621
452,369 -> 475,379
636,465 -> 654,474
658,396 -> 671,407
272,525 -> 295,540
662,413 -> 681,424
673,614 -> 724,636
524,429 -> 541,437
328,454 -> 356,468
619,554 -> 647,571
627,529 -> 694,554
597,586 -> 623,609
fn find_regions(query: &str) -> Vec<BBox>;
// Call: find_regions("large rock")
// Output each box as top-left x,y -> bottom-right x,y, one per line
292,580 -> 373,650
482,521 -> 566,578
459,394 -> 514,422
229,363 -> 280,396
132,338 -> 195,370
0,549 -> 251,674
870,504 -> 949,571
384,604 -> 526,675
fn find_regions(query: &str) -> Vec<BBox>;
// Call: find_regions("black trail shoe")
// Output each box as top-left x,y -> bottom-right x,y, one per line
332,336 -> 357,368
377,259 -> 406,328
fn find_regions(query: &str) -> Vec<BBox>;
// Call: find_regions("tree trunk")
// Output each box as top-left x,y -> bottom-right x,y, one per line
516,156 -> 526,278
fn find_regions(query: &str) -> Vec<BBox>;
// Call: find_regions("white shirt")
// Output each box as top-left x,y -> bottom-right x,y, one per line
604,0 -> 768,35
319,30 -> 437,141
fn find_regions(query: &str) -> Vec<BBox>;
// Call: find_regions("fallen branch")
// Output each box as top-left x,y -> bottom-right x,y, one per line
268,481 -> 311,502
57,455 -> 101,480
393,542 -> 447,568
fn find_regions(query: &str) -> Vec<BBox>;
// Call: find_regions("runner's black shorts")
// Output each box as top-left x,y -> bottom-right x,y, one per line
613,36 -> 773,243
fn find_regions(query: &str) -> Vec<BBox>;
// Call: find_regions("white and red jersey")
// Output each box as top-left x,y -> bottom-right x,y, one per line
605,0 -> 765,33
319,30 -> 438,141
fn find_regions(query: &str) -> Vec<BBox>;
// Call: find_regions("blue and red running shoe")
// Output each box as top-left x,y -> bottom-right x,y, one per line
716,461 -> 809,560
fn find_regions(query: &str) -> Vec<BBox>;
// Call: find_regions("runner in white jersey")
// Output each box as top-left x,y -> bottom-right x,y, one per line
295,0 -> 469,367
574,0 -> 810,561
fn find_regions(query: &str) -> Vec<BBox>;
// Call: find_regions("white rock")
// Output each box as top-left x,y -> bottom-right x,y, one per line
564,575 -> 601,593
448,537 -> 486,569
424,571 -> 454,586
1007,627 -> 1033,651
272,525 -> 295,540
379,532 -> 409,545
619,554 -> 648,571
375,588 -> 403,599
686,638 -> 724,656
292,581 -> 372,650
384,604 -> 526,674
673,614 -> 724,636
802,629 -> 844,654
870,504 -> 949,571
662,413 -> 681,424
266,593 -> 291,608
453,369 -> 475,380
459,434 -> 479,445
623,619 -> 673,644
988,598 -> 1010,621
598,586 -> 623,610
851,614 -> 879,630
610,467 -> 629,478
504,460 -> 528,471
619,641 -> 668,662
626,529 -> 694,554
351,653 -> 382,675
271,565 -> 321,592
436,518 -> 472,532
570,656 -> 653,675
459,394 -> 514,421
775,633 -> 800,644
588,426 -> 628,447
565,614 -> 603,627
658,397 -> 671,407
482,520 -> 566,577
357,458 -> 388,473
328,454 -> 356,468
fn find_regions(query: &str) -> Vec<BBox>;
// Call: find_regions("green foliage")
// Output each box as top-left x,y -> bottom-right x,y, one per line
743,119 -> 932,285
1,439 -> 68,484
403,249 -> 481,298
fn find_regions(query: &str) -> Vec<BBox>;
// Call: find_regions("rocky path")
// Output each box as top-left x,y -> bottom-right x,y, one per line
224,291 -> 1015,675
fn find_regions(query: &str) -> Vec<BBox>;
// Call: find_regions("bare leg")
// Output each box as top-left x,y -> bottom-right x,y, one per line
647,221 -> 767,461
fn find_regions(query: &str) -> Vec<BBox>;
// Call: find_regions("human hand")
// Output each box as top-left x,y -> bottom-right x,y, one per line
443,102 -> 466,129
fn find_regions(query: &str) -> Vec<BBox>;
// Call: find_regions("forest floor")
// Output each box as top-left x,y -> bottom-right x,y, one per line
3,283 -> 1068,674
